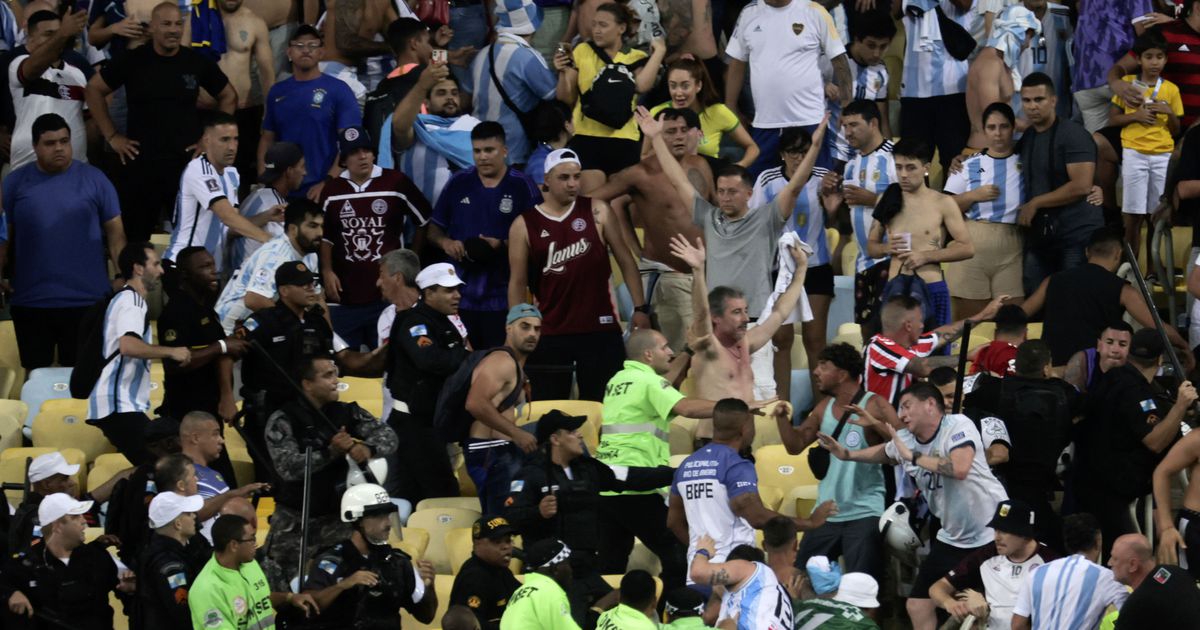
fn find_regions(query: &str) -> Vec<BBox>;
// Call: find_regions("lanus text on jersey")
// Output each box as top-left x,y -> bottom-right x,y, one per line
543,238 -> 592,273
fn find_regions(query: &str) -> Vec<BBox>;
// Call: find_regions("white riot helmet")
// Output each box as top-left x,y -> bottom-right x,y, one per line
340,483 -> 398,523
879,502 -> 921,566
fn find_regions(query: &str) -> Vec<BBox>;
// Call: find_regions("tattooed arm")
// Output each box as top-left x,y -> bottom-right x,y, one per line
831,53 -> 853,107
333,0 -> 391,58
689,535 -> 757,587
658,0 -> 695,52
885,422 -> 976,481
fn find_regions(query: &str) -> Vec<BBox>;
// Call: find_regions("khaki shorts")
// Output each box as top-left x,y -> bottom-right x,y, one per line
945,220 -> 1024,300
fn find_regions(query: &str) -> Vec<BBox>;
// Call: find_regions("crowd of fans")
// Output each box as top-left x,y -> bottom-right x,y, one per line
5,0 -> 1200,627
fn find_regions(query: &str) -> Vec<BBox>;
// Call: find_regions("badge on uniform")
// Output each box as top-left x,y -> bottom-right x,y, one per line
950,431 -> 966,442
510,480 -> 524,492
499,197 -> 513,214
167,572 -> 188,588
164,329 -> 177,342
204,609 -> 224,628
468,596 -> 481,608
416,336 -> 433,347
1140,399 -> 1158,412
319,559 -> 338,575
409,325 -> 428,337
205,178 -> 220,193
243,318 -> 260,332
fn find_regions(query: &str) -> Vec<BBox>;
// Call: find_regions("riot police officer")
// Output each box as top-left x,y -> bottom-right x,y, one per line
135,492 -> 206,629
263,355 -> 398,591
503,410 -> 674,622
1,494 -> 134,630
300,484 -> 437,629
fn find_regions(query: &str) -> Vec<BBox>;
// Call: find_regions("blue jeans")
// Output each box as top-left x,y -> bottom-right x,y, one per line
449,4 -> 489,86
329,301 -> 387,350
465,438 -> 528,515
1023,228 -> 1092,296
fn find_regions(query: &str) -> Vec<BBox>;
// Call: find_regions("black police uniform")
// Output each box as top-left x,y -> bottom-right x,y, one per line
504,449 -> 673,615
385,300 -> 469,503
238,301 -> 335,481
449,554 -> 521,630
8,492 -> 103,555
301,540 -> 427,630
134,533 -> 211,629
0,540 -> 120,630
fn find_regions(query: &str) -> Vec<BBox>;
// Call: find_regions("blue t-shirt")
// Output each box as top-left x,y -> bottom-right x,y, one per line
671,443 -> 759,567
431,166 -> 542,311
195,463 -> 230,498
0,160 -> 120,308
526,143 -> 552,185
466,37 -> 557,163
262,74 -> 361,193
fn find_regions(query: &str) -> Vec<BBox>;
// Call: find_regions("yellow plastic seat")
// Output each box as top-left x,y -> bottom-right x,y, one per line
227,447 -> 255,485
1027,322 -> 1042,339
31,399 -> 115,463
840,239 -> 859,278
390,526 -> 430,561
831,331 -> 864,352
0,321 -> 25,399
0,400 -> 28,453
776,484 -> 820,519
0,447 -> 86,507
88,453 -> 133,494
516,400 -> 603,451
754,444 -> 818,489
337,376 -> 385,404
970,322 -> 996,340
750,401 -> 789,452
825,228 -> 840,252
669,454 -> 687,468
399,574 -> 455,630
0,367 -> 15,403
407,507 -> 483,574
669,416 -> 699,456
224,421 -> 247,452
445,527 -> 473,574
758,485 -> 785,511
355,399 -> 384,418
836,322 -> 862,337
415,497 -> 482,512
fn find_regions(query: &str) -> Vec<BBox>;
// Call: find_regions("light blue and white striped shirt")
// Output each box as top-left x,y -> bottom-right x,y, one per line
718,562 -> 793,630
901,0 -> 976,98
828,57 -> 889,163
88,288 -> 151,418
750,166 -> 831,266
1013,554 -> 1128,630
466,34 -> 557,164
843,140 -> 895,273
943,151 -> 1024,224
1018,3 -> 1074,119
166,155 -> 241,272
214,235 -> 318,334
228,187 -> 286,273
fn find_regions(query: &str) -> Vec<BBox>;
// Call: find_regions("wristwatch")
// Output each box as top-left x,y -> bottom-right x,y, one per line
696,548 -> 711,558
633,304 -> 650,314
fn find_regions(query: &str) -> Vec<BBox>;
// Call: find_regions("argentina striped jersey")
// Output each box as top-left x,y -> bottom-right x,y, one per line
943,151 -> 1024,224
88,288 -> 151,418
843,140 -> 895,273
750,166 -> 831,266
166,155 -> 241,272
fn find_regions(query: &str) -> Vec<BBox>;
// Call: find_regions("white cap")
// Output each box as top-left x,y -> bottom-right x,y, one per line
28,452 -> 80,483
543,148 -> 581,176
148,492 -> 205,528
834,573 -> 880,609
37,493 -> 93,526
415,263 -> 466,289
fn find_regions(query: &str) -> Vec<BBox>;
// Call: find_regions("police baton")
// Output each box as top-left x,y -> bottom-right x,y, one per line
952,319 -> 973,414
1123,240 -> 1198,429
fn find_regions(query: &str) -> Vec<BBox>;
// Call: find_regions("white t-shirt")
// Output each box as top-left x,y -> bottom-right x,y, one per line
88,288 -> 151,418
885,414 -> 1008,548
166,155 -> 241,272
945,543 -> 1057,630
1012,555 -> 1128,628
214,235 -> 317,333
725,0 -> 845,128
7,55 -> 88,170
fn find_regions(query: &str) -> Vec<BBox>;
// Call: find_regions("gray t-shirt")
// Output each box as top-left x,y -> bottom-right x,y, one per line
692,192 -> 785,315
1020,118 -> 1101,237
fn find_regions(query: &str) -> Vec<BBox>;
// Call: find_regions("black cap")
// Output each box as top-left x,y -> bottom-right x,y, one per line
1129,328 -> 1165,361
524,538 -> 571,571
535,410 -> 587,445
275,261 -> 319,287
145,416 -> 182,442
338,126 -> 374,155
258,142 -> 304,185
987,499 -> 1037,538
291,24 -> 322,42
664,587 -> 705,617
472,515 -> 515,540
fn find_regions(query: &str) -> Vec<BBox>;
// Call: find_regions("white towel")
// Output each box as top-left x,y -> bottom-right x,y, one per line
987,5 -> 1041,91
904,0 -> 943,53
759,232 -> 814,325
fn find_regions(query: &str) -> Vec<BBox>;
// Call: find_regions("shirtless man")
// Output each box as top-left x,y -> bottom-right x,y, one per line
589,107 -> 713,352
244,0 -> 299,78
670,233 -> 806,440
965,4 -> 1040,148
462,304 -> 542,514
1153,415 -> 1200,577
219,0 -> 274,184
320,0 -> 394,102
866,138 -> 975,329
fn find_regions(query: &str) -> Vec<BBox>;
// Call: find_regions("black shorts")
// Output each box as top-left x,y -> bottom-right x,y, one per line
1179,508 -> 1200,579
1097,125 -> 1124,162
805,263 -> 835,297
567,135 -> 642,175
910,538 -> 986,599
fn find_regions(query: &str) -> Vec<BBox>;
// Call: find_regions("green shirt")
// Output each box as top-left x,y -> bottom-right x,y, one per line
597,361 -> 683,495
596,603 -> 660,629
791,598 -> 879,629
500,572 -> 581,630
663,617 -> 714,629
189,556 -> 277,630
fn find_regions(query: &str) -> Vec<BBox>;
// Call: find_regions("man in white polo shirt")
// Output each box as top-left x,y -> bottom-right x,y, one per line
724,0 -> 852,176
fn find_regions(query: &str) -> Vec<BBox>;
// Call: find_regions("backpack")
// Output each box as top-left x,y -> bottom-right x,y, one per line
363,71 -> 419,157
69,288 -> 132,399
433,347 -> 521,444
580,42 -> 644,129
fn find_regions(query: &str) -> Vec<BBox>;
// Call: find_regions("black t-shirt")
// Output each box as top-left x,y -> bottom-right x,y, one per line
1175,126 -> 1200,248
1114,565 -> 1200,629
157,290 -> 226,419
449,554 -> 522,630
1080,364 -> 1173,499
98,45 -> 229,158
1018,118 -> 1101,237
1043,263 -> 1127,365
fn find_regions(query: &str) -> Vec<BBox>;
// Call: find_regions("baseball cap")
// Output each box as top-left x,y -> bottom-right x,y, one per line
148,492 -> 204,528
276,261 -> 319,287
338,126 -> 375,155
37,493 -> 93,526
28,452 -> 80,483
472,515 -> 515,540
1129,328 -> 1165,361
415,262 -> 466,289
290,24 -> 322,42
506,303 -> 542,325
835,573 -> 880,609
543,148 -> 581,176
535,409 -> 586,444
664,587 -> 705,617
987,499 -> 1037,538
525,538 -> 571,570
258,142 -> 304,184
